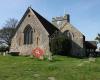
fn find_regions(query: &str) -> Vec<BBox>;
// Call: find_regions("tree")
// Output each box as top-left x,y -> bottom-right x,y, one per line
95,33 -> 100,43
0,18 -> 18,50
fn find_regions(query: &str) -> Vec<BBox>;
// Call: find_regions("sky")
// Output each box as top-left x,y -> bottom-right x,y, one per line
0,0 -> 100,41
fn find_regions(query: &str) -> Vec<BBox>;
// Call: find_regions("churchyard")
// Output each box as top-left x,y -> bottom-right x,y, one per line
0,55 -> 100,80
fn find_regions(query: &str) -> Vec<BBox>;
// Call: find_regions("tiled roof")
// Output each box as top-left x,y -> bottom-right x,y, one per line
85,41 -> 97,49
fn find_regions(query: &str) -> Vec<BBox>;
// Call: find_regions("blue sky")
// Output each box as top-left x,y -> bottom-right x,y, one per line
0,0 -> 100,41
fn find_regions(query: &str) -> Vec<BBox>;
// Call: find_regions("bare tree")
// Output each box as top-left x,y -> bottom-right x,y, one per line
0,18 -> 18,49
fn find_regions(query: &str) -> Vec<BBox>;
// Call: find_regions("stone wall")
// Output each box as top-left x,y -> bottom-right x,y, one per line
10,9 -> 50,56
52,15 -> 86,57
60,23 -> 86,57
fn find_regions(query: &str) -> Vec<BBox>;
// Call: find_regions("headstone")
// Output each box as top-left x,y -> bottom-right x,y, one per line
3,52 -> 6,56
48,77 -> 56,80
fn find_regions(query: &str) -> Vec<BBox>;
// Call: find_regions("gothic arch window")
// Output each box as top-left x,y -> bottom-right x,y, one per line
63,30 -> 73,40
24,25 -> 33,44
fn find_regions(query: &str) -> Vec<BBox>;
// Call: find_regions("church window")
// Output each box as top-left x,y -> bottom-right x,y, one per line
28,14 -> 31,17
37,37 -> 39,46
24,25 -> 33,44
63,30 -> 73,40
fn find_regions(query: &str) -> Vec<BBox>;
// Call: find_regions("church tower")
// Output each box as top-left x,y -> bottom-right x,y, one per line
52,14 -> 70,29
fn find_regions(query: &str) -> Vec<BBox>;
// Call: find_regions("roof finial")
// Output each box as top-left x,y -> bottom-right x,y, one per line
29,5 -> 32,8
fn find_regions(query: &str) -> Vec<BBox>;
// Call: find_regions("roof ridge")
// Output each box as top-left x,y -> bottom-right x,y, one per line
15,7 -> 59,36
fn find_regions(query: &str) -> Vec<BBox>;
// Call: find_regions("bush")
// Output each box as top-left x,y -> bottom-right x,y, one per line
0,46 -> 9,52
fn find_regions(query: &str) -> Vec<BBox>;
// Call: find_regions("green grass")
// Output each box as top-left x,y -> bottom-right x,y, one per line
0,55 -> 100,80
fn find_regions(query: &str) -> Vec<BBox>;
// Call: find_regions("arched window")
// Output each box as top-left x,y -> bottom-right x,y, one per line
24,25 -> 33,44
63,30 -> 73,40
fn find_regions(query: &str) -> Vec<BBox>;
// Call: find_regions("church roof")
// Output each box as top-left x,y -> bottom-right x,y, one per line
16,7 -> 59,35
85,41 -> 97,49
52,15 -> 84,36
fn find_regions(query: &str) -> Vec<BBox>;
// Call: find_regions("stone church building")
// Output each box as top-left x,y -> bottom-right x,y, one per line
10,7 -> 97,57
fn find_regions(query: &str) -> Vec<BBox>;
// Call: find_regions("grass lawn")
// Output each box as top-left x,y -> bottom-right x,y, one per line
0,55 -> 100,80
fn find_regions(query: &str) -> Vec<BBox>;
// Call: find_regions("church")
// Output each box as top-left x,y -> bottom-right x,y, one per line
10,7 -> 97,57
